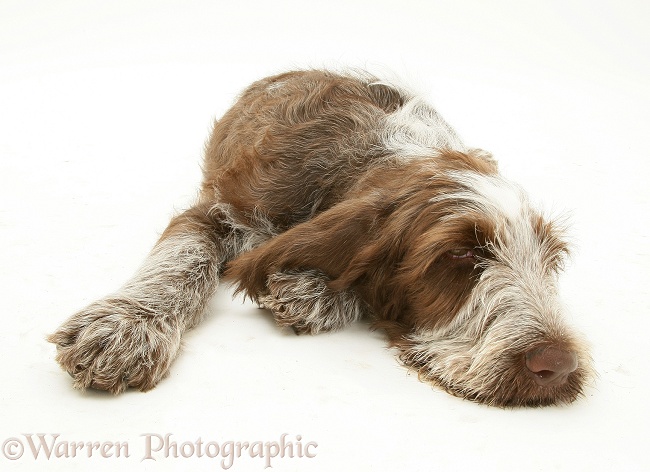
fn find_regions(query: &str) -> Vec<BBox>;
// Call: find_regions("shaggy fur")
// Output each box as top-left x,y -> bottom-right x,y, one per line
48,70 -> 593,406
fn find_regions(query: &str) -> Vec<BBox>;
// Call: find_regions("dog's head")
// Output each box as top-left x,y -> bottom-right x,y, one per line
331,150 -> 593,407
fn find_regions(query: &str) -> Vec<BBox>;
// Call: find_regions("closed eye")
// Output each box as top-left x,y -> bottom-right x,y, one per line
447,248 -> 475,260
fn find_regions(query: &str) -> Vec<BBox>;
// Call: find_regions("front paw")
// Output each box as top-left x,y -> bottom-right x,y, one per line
47,297 -> 182,394
258,270 -> 367,335
258,291 -> 314,335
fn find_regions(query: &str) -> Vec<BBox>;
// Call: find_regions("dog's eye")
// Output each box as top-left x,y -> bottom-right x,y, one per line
447,248 -> 475,260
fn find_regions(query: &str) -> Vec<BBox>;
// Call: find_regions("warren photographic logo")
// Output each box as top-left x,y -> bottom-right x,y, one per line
2,432 -> 317,469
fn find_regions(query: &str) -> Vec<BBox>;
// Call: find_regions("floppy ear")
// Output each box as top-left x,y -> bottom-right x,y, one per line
225,194 -> 397,300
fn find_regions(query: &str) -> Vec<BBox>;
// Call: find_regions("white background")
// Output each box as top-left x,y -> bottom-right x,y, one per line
1,1 -> 649,470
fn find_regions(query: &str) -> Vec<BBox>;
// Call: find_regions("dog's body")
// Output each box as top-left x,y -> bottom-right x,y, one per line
49,70 -> 592,406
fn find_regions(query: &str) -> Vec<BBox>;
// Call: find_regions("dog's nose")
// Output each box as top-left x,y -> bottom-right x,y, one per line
525,346 -> 578,387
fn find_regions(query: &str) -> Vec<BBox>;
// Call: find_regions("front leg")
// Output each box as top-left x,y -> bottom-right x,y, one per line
48,204 -> 227,394
225,195 -> 384,299
224,197 -> 389,335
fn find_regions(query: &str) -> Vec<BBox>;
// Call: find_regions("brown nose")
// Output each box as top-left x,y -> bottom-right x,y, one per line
525,346 -> 578,387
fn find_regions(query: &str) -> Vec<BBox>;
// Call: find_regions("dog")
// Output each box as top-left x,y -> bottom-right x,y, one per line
48,69 -> 593,407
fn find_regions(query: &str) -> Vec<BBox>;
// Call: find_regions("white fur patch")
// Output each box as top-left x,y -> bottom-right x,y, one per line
382,97 -> 466,157
435,170 -> 527,221
266,81 -> 286,94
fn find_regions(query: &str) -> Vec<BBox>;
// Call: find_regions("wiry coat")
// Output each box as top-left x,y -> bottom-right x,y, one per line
49,70 -> 593,407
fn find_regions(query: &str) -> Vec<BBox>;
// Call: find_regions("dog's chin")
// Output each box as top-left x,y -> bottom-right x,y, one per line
402,351 -> 592,408
451,372 -> 588,408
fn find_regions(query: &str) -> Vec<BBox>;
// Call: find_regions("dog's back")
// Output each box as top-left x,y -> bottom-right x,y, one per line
201,70 -> 458,230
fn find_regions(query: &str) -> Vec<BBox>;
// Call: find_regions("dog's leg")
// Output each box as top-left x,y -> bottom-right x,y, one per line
47,203 -> 230,394
226,196 -> 382,297
226,197 -> 390,334
258,269 -> 368,334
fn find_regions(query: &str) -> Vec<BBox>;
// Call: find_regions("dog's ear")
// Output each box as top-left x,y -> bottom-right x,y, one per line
326,227 -> 410,323
225,193 -> 397,299
327,220 -> 404,291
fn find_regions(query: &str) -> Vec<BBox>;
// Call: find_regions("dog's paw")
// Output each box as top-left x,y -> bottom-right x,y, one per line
258,291 -> 314,335
47,297 -> 182,394
259,270 -> 367,335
